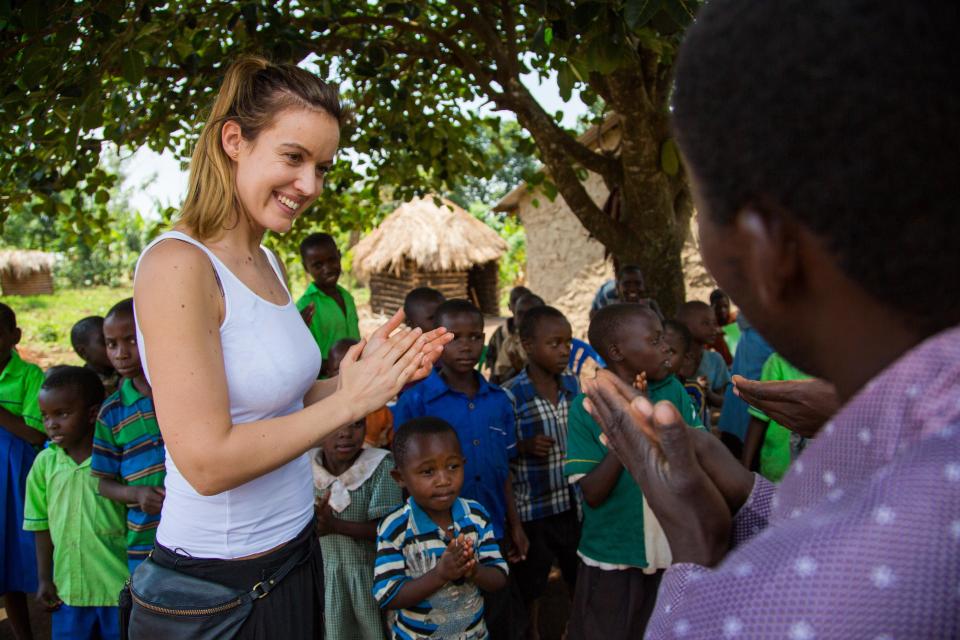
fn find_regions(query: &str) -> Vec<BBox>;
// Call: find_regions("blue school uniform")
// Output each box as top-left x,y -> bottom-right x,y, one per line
0,350 -> 44,593
392,370 -> 517,538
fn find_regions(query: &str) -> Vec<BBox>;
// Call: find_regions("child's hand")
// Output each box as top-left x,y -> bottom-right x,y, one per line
506,522 -> 529,563
519,434 -> 555,457
634,372 -> 648,396
697,376 -> 709,390
314,493 -> 336,537
300,303 -> 316,327
436,535 -> 472,582
135,486 -> 165,515
36,579 -> 62,612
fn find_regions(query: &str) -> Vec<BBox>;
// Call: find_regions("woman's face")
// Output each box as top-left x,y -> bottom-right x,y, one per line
231,107 -> 340,234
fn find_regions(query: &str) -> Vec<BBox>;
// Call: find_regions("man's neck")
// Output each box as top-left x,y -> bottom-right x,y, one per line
441,367 -> 479,398
316,282 -> 340,297
0,350 -> 11,373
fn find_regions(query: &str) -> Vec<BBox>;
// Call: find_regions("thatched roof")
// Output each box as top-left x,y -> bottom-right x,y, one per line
0,249 -> 55,279
352,197 -> 508,280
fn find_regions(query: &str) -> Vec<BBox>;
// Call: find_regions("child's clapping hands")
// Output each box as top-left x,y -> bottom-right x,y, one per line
436,533 -> 477,582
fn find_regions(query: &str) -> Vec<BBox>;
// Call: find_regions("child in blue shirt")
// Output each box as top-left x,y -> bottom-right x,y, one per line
375,417 -> 507,639
391,299 -> 528,636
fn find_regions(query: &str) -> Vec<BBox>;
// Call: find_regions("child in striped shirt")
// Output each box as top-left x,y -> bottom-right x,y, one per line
374,417 -> 507,640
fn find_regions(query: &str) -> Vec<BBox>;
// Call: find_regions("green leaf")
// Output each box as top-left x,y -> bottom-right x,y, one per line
120,50 -> 145,85
624,0 -> 661,29
544,26 -> 553,46
383,3 -> 404,15
660,138 -> 680,176
662,0 -> 695,28
557,63 -> 575,102
94,189 -> 110,204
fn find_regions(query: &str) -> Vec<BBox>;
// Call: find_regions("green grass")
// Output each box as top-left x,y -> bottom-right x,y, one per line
5,285 -> 133,368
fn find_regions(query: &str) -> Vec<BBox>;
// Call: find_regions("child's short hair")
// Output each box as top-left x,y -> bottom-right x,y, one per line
675,300 -> 712,325
515,293 -> 545,310
671,0 -> 959,331
41,365 -> 106,408
588,303 -> 659,362
403,287 -> 445,317
393,417 -> 461,469
518,306 -> 568,341
709,289 -> 728,305
663,320 -> 693,354
508,286 -> 533,310
70,316 -> 104,351
434,299 -> 483,328
617,264 -> 644,281
299,232 -> 337,260
0,302 -> 16,332
106,298 -> 134,322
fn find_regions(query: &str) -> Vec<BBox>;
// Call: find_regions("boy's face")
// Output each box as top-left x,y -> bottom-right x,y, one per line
438,311 -> 484,374
320,418 -> 366,466
0,322 -> 20,362
662,328 -> 688,375
407,299 -> 442,333
78,331 -> 112,371
324,343 -> 353,377
522,316 -> 572,376
611,313 -> 672,382
712,296 -> 730,326
617,270 -> 647,303
686,307 -> 721,345
302,242 -> 341,291
392,432 -> 465,517
38,386 -> 97,449
103,312 -> 143,380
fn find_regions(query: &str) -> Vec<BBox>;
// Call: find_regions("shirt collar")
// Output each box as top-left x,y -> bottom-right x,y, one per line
304,282 -> 342,299
0,349 -> 26,383
407,495 -> 468,535
420,368 -> 495,403
118,377 -> 146,407
514,367 -> 580,399
647,375 -> 674,394
48,443 -> 92,469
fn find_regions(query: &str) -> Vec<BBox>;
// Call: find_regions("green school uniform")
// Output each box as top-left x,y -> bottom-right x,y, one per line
0,350 -> 45,434
723,321 -> 742,357
564,379 -> 703,568
748,353 -> 810,482
296,283 -> 360,359
23,445 -> 128,606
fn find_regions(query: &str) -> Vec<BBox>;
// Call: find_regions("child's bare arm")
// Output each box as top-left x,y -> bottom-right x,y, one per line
741,416 -> 769,469
330,519 -> 379,540
578,451 -> 623,508
33,530 -> 61,611
470,565 -> 507,592
98,478 -> 165,515
0,406 -> 46,447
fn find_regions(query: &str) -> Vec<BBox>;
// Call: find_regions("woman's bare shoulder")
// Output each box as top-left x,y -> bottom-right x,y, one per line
135,235 -> 221,309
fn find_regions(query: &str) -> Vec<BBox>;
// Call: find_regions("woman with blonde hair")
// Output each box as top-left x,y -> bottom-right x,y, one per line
129,57 -> 450,639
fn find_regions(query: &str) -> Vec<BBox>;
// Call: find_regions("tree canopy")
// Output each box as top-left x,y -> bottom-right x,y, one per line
1,0 -> 700,310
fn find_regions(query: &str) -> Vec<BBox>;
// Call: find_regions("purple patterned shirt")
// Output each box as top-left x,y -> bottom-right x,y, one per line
648,326 -> 960,639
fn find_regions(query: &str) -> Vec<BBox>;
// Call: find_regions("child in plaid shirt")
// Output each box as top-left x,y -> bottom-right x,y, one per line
502,306 -> 581,640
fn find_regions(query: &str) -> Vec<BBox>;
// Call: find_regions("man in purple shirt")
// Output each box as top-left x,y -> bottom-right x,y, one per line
583,1 -> 959,638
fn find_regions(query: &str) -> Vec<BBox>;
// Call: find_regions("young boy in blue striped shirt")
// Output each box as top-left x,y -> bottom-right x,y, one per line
374,418 -> 507,639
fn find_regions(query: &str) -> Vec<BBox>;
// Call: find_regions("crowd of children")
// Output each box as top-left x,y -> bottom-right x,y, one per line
2,236 -> 794,640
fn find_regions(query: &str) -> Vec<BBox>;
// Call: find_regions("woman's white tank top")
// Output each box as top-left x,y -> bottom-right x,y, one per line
135,230 -> 321,559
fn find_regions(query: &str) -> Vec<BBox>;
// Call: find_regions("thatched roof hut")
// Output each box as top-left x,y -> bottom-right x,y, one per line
352,197 -> 508,315
0,249 -> 55,296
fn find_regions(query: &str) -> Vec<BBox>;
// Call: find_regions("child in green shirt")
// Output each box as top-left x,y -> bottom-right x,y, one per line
564,304 -> 702,640
296,232 -> 360,359
740,352 -> 811,482
24,366 -> 127,640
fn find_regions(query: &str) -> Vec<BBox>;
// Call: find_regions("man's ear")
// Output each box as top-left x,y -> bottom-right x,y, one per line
11,327 -> 21,346
519,336 -> 533,356
390,467 -> 406,489
733,206 -> 803,311
221,120 -> 243,160
87,403 -> 101,425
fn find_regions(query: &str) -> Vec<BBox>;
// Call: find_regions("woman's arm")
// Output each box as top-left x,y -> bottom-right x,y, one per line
135,241 -> 431,496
